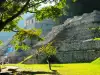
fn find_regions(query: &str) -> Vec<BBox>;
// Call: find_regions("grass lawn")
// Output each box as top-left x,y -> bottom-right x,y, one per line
2,63 -> 100,75
1,58 -> 100,75
52,63 -> 100,75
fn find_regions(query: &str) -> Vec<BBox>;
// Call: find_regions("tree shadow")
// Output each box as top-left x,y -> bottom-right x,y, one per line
18,70 -> 60,75
0,70 -> 61,75
41,55 -> 61,64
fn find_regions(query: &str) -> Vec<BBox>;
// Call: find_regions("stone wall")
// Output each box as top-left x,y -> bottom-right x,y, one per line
33,10 -> 100,63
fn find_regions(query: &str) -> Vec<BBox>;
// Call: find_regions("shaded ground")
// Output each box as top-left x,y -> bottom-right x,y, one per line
0,63 -> 100,75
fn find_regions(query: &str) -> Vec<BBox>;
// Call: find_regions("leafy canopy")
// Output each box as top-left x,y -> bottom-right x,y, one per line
0,0 -> 66,31
10,28 -> 43,50
35,0 -> 66,21
38,42 -> 56,57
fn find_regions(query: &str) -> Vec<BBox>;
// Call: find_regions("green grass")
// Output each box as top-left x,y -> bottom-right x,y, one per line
1,63 -> 100,75
52,63 -> 100,75
91,57 -> 100,64
1,58 -> 100,75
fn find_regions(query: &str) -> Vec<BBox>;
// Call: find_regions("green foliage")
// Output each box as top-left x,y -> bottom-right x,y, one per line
38,42 -> 56,57
0,0 -> 25,31
89,27 -> 100,41
0,1 -> 22,21
93,38 -> 100,41
0,0 -> 65,51
0,40 -> 3,46
36,6 -> 62,21
0,0 -> 65,31
35,0 -> 66,21
2,17 -> 23,32
88,27 -> 100,30
72,0 -> 78,2
11,28 -> 43,50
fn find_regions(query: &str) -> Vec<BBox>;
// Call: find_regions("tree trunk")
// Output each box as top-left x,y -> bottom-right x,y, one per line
47,58 -> 52,70
0,21 -> 5,31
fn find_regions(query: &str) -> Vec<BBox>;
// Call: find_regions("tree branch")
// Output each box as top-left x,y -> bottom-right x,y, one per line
4,0 -> 30,25
0,0 -> 31,31
3,28 -> 19,32
27,11 -> 37,13
28,0 -> 46,8
0,14 -> 3,21
11,29 -> 19,32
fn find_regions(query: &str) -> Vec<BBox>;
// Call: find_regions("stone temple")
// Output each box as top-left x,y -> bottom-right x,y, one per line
30,10 -> 100,63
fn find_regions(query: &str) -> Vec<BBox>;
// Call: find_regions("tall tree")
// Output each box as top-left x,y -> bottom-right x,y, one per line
38,42 -> 56,70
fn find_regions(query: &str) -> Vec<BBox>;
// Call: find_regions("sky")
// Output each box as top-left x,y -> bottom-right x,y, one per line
22,12 -> 33,19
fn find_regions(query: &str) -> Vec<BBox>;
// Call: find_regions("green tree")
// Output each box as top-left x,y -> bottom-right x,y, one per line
0,0 -> 66,50
38,42 -> 56,70
35,0 -> 66,21
10,28 -> 43,50
0,0 -> 65,65
0,0 -> 66,32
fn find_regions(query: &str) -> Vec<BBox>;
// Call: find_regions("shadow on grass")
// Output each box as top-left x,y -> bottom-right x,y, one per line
0,71 -> 60,75
17,70 -> 60,75
0,67 -> 60,75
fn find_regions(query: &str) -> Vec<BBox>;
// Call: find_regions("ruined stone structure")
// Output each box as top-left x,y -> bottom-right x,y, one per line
32,10 -> 100,63
1,10 -> 100,64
